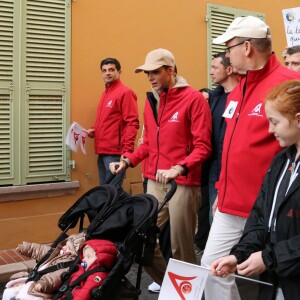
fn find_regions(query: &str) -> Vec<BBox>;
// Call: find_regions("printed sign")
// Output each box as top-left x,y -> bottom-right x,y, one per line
282,7 -> 300,47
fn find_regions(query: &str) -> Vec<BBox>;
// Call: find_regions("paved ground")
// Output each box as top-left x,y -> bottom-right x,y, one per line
0,255 -> 259,299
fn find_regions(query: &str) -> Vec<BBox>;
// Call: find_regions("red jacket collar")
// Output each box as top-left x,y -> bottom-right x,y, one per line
244,53 -> 280,83
105,79 -> 122,91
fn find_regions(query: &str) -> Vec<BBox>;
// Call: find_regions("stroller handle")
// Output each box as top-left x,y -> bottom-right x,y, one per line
166,179 -> 177,202
158,179 -> 177,213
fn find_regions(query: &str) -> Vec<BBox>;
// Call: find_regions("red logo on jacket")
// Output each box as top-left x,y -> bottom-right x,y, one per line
286,209 -> 300,218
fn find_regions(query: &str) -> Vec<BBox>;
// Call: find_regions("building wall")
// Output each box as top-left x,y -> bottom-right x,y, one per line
0,0 -> 298,249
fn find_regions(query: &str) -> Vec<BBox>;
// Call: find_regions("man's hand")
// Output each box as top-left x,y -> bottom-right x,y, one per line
211,255 -> 238,277
109,158 -> 131,174
201,91 -> 209,101
156,166 -> 183,184
237,251 -> 266,277
85,128 -> 95,138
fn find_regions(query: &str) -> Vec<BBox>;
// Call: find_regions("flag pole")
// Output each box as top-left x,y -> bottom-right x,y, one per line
199,266 -> 273,286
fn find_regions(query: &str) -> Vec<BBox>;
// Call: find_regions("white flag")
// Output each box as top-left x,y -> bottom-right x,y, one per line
159,259 -> 209,300
65,122 -> 87,154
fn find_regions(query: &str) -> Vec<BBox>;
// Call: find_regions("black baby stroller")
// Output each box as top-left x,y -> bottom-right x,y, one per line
52,180 -> 177,299
25,184 -> 128,284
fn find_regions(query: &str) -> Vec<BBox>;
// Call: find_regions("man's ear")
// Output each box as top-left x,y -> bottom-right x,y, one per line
244,40 -> 252,57
226,65 -> 234,75
168,66 -> 175,75
295,112 -> 300,126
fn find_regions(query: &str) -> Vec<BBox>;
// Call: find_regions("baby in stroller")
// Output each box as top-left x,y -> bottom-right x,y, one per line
2,232 -> 86,300
57,239 -> 118,300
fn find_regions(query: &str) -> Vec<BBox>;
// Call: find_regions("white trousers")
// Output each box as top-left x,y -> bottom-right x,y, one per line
201,209 -> 247,300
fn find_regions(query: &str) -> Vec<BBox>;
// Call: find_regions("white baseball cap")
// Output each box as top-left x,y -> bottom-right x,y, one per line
213,16 -> 271,44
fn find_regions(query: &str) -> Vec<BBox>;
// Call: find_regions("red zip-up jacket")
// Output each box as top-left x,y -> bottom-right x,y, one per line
125,77 -> 212,186
93,79 -> 139,155
217,53 -> 300,218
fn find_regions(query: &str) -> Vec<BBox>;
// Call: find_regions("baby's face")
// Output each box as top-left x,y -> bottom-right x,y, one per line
82,246 -> 97,269
60,241 -> 73,254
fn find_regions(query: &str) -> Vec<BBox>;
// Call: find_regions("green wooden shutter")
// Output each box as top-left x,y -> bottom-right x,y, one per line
22,0 -> 71,183
206,3 -> 265,88
0,0 -> 70,186
0,0 -> 19,185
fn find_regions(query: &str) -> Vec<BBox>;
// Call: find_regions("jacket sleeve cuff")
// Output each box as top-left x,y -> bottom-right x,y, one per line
174,164 -> 189,175
230,250 -> 246,265
124,152 -> 136,167
261,246 -> 275,272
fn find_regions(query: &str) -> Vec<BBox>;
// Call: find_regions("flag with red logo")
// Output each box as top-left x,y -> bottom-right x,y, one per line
159,259 -> 209,300
65,121 -> 87,154
158,258 -> 209,300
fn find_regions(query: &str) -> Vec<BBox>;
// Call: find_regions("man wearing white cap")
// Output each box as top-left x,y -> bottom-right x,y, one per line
110,48 -> 212,287
201,16 -> 300,299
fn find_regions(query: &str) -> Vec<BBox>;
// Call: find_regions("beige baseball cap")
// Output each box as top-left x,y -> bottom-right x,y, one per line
213,16 -> 271,44
135,48 -> 175,73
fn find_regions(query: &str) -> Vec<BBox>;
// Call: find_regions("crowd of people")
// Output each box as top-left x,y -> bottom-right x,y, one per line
87,15 -> 300,300
5,15 -> 300,300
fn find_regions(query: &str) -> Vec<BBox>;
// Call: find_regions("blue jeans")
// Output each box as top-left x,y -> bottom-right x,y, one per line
208,159 -> 219,223
97,155 -> 125,188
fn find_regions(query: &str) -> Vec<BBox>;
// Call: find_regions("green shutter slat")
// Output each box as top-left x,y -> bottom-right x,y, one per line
0,0 -> 14,82
26,94 -> 65,177
0,93 -> 12,178
23,0 -> 70,183
26,0 -> 66,82
0,0 -> 14,184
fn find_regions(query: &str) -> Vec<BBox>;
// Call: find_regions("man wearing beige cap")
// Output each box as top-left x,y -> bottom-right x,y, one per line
201,16 -> 300,299
110,48 -> 212,287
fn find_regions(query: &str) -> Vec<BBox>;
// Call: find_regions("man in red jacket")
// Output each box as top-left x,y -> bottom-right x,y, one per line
201,16 -> 300,300
110,48 -> 212,285
86,58 -> 139,187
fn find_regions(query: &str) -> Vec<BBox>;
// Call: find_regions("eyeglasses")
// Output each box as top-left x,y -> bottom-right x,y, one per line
225,40 -> 249,53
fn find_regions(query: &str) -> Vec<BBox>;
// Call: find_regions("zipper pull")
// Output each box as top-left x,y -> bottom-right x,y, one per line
292,161 -> 296,172
273,219 -> 276,232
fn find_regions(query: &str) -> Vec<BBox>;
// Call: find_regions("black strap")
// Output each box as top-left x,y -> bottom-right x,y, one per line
69,266 -> 108,288
38,260 -> 75,276
26,248 -> 55,283
55,266 -> 108,300
27,260 -> 75,283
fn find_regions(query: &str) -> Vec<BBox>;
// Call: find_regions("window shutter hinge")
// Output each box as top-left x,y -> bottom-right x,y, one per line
205,14 -> 210,22
69,160 -> 76,169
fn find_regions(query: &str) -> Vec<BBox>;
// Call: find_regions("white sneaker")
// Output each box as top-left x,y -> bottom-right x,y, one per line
148,281 -> 161,293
